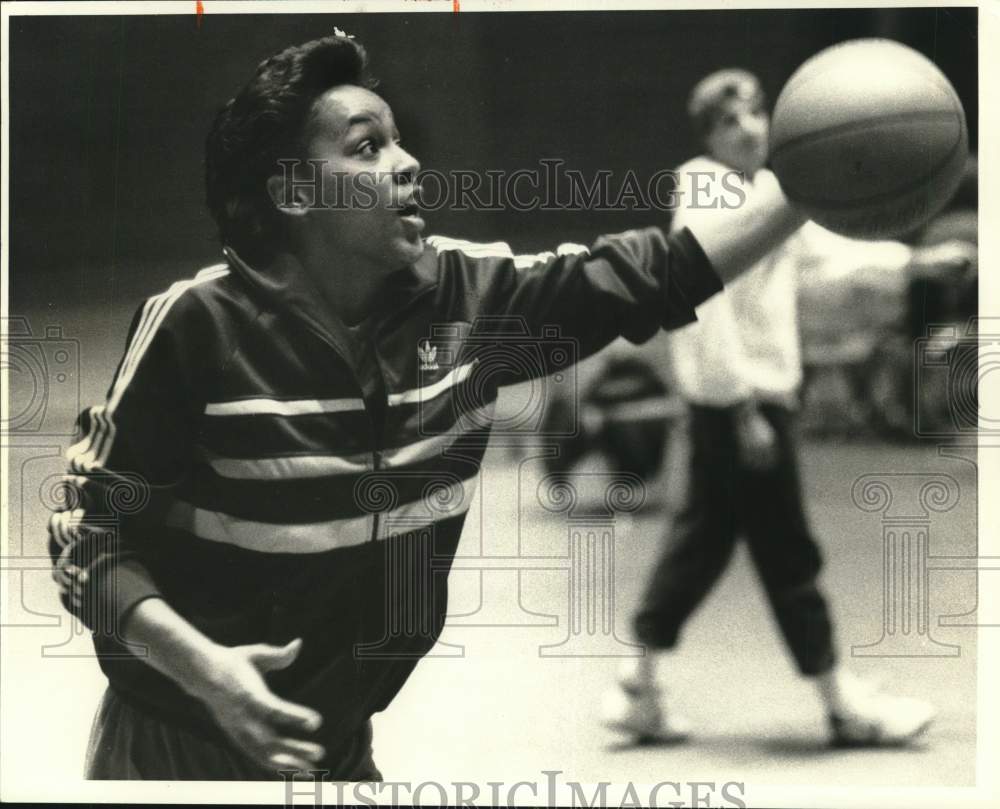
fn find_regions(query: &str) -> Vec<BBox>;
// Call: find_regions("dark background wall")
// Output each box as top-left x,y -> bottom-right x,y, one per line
10,8 -> 977,317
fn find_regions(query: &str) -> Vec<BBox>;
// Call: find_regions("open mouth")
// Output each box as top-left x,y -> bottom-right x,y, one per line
395,199 -> 425,237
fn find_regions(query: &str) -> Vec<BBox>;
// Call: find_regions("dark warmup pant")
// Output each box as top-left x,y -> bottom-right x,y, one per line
633,403 -> 837,676
85,688 -> 382,781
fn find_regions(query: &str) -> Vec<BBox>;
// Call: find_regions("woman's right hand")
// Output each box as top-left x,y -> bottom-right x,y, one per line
188,637 -> 326,773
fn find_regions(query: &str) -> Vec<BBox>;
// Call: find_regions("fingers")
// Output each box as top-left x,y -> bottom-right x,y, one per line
266,737 -> 326,773
254,690 -> 324,734
205,640 -> 327,776
249,637 -> 303,673
912,241 -> 976,280
240,642 -> 323,731
940,240 -> 976,264
735,415 -> 778,470
276,737 -> 327,762
268,752 -> 318,775
738,433 -> 779,471
756,435 -> 780,469
231,720 -> 326,775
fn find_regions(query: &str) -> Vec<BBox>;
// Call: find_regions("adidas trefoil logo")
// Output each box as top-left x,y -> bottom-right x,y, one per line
418,340 -> 439,371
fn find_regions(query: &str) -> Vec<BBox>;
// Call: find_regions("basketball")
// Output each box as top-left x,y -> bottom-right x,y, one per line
769,38 -> 968,239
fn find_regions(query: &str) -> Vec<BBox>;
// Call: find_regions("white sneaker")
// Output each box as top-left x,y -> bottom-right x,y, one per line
601,681 -> 692,744
828,677 -> 936,747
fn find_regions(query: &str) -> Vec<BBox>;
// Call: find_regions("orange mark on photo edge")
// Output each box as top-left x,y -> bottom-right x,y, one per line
196,0 -> 204,28
453,0 -> 460,11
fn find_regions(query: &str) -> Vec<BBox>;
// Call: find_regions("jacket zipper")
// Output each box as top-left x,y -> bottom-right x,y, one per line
366,295 -> 433,542
278,283 -> 439,536
286,317 -> 382,543
293,287 -> 437,689
299,321 -> 382,684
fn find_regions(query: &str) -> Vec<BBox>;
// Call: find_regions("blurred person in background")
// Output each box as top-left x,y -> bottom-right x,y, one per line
602,68 -> 971,748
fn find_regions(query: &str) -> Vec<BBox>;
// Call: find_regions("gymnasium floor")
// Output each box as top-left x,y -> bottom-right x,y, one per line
371,435 -> 979,788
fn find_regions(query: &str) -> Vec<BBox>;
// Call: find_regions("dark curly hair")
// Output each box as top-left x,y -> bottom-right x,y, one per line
205,33 -> 376,265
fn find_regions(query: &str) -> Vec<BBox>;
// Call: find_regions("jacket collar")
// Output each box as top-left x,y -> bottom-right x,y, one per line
223,245 -> 439,351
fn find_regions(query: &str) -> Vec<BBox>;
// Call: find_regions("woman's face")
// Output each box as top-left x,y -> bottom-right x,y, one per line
287,84 -> 425,274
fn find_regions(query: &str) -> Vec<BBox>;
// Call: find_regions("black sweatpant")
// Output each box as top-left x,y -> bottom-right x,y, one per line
633,403 -> 836,676
85,689 -> 382,781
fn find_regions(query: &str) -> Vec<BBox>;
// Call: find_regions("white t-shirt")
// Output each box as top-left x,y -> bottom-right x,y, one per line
666,156 -> 913,406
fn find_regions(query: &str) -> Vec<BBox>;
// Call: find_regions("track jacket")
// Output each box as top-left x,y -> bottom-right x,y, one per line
48,225 -> 721,761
